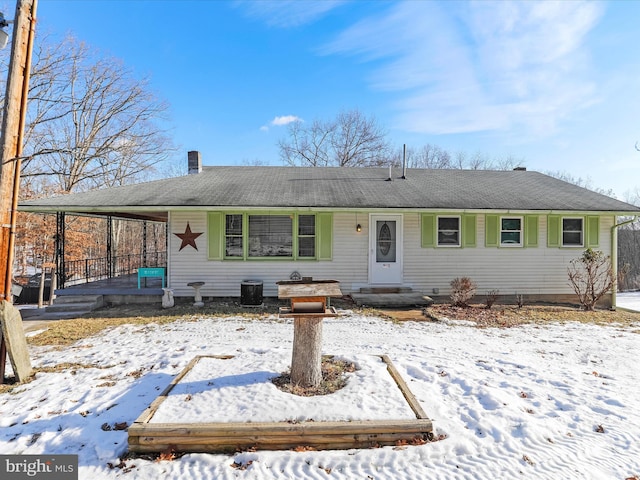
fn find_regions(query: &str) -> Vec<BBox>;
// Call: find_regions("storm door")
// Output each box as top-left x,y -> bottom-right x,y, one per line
369,214 -> 403,285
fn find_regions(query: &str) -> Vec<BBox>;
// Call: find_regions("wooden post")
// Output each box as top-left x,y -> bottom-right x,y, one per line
290,317 -> 323,387
0,0 -> 37,384
277,280 -> 342,389
0,0 -> 37,300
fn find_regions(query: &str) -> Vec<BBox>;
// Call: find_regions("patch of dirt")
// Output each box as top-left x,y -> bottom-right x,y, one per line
423,303 -> 640,328
26,297 -> 359,347
272,356 -> 357,397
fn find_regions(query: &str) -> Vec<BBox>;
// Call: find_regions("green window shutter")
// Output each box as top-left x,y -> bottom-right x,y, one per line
547,215 -> 560,247
586,215 -> 600,248
524,215 -> 538,247
316,213 -> 333,260
421,214 -> 435,247
462,214 -> 476,247
485,214 -> 498,247
207,212 -> 224,260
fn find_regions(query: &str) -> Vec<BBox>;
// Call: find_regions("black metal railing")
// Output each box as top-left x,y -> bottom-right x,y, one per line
64,251 -> 166,286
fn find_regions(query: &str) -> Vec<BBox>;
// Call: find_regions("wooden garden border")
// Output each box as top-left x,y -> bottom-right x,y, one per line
128,354 -> 433,453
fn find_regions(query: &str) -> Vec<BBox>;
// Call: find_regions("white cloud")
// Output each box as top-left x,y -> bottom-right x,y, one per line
236,0 -> 346,28
260,115 -> 302,132
271,115 -> 301,126
322,0 -> 604,138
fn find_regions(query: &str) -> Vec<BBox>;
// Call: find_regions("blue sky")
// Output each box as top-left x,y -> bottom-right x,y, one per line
19,1 -> 640,198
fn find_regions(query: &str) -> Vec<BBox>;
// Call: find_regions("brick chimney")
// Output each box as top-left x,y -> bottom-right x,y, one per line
188,151 -> 202,174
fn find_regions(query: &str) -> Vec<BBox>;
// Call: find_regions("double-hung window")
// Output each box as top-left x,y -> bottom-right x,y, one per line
225,214 -> 243,257
437,216 -> 460,247
562,218 -> 583,246
500,217 -> 522,246
297,214 -> 316,258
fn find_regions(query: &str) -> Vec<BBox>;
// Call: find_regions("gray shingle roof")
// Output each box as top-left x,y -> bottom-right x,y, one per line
19,166 -> 640,215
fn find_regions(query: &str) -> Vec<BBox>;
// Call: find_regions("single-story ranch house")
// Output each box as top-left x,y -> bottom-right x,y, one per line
19,152 -> 640,306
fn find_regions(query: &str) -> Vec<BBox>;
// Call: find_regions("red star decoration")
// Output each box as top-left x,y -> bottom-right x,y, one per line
174,222 -> 203,251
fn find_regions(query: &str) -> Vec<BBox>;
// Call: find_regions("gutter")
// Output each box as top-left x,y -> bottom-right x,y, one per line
611,215 -> 639,308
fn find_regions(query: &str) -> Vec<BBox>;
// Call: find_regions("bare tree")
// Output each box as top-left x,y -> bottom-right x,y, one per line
3,36 -> 175,283
394,144 -> 452,169
618,223 -> 640,291
331,109 -> 389,166
618,188 -> 640,291
278,108 -> 390,167
13,36 -> 175,193
544,170 -> 616,197
394,145 -> 521,171
278,118 -> 333,166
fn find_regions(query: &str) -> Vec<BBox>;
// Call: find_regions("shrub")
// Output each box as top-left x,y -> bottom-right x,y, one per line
567,248 -> 616,311
485,289 -> 499,309
450,277 -> 477,307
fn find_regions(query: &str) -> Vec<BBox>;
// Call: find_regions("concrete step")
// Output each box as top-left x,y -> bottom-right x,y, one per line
351,293 -> 434,308
44,294 -> 104,315
52,294 -> 104,306
358,287 -> 413,294
45,302 -> 100,313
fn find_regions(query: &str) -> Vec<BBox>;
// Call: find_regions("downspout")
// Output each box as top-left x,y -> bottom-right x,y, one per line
611,215 -> 638,308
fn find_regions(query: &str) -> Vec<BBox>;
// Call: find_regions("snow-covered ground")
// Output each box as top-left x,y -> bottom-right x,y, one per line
618,291 -> 640,312
2,309 -> 640,479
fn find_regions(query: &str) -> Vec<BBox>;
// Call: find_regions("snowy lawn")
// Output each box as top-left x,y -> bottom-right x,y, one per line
1,309 -> 640,479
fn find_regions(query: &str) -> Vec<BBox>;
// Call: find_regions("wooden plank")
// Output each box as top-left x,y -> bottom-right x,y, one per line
278,306 -> 337,318
134,430 -> 432,445
131,435 -> 433,454
132,430 -> 432,448
129,423 -> 433,453
277,283 -> 342,298
1,300 -> 32,382
381,355 -> 429,420
129,419 -> 432,438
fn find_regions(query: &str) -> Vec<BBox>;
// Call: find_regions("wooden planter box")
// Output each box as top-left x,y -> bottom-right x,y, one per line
128,355 -> 433,453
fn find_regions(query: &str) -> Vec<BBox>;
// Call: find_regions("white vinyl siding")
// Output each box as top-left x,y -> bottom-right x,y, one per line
168,211 -> 613,299
408,214 -> 613,298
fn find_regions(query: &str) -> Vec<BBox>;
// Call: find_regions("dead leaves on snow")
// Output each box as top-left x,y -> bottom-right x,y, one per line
101,421 -> 129,431
522,454 -> 535,466
230,460 -> 253,470
107,459 -> 137,474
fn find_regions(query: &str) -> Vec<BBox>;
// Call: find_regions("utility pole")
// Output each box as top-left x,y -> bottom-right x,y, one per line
0,0 -> 38,382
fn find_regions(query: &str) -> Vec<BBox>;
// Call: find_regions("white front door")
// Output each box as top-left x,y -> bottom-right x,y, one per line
369,214 -> 403,285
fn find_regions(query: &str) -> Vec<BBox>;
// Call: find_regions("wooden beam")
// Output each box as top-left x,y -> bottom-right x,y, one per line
381,354 -> 429,420
128,353 -> 434,453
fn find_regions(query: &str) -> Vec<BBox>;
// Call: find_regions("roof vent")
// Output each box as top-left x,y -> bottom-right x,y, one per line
513,166 -> 526,171
188,151 -> 202,175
